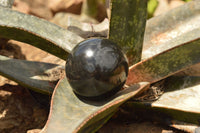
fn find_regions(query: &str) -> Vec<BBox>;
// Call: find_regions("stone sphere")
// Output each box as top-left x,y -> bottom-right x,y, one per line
65,38 -> 128,100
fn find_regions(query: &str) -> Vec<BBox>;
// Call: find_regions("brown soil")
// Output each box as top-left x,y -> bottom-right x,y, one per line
0,39 -> 49,133
0,84 -> 48,133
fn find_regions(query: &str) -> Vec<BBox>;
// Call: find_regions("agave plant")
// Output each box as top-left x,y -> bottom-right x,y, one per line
0,0 -> 200,132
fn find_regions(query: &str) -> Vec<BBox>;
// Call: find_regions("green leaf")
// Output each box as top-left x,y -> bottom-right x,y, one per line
143,1 -> 200,59
109,0 -> 147,65
182,0 -> 191,2
81,0 -> 98,19
0,55 -> 63,94
124,76 -> 200,125
147,0 -> 158,18
42,77 -> 149,133
0,7 -> 84,60
126,37 -> 200,85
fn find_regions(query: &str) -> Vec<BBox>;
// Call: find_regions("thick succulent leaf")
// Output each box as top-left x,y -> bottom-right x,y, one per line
142,1 -> 200,77
143,1 -> 200,59
0,55 -> 63,94
156,76 -> 200,115
0,7 -> 84,60
126,37 -> 200,85
124,76 -> 200,126
177,62 -> 200,76
109,0 -> 147,65
42,77 -> 149,133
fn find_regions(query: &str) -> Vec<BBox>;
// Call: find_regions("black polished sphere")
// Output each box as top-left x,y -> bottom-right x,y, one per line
65,38 -> 128,100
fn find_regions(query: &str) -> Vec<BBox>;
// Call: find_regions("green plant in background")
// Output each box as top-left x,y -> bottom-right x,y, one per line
0,0 -> 200,133
147,0 -> 158,18
182,0 -> 191,2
